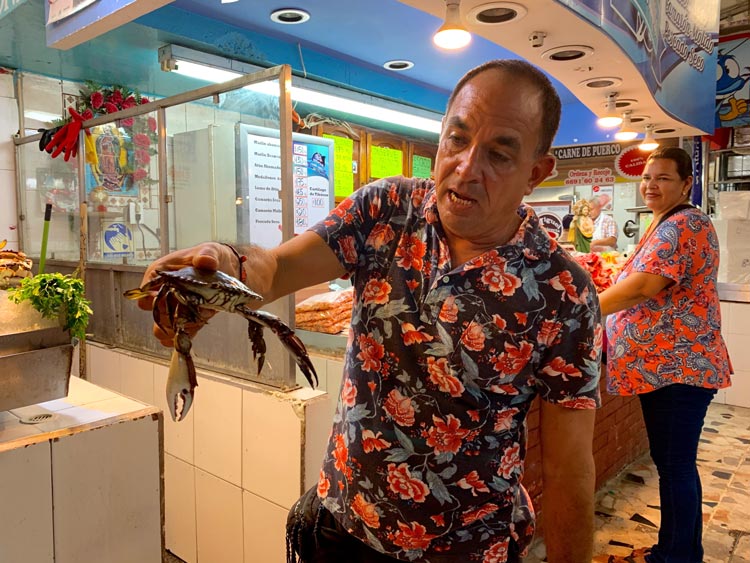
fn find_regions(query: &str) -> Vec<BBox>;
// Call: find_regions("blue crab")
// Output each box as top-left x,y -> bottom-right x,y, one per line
124,266 -> 318,421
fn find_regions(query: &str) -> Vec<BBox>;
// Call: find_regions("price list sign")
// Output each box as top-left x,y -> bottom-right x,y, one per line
242,127 -> 334,248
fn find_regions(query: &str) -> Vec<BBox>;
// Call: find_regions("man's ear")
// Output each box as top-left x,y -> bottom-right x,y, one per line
526,154 -> 556,195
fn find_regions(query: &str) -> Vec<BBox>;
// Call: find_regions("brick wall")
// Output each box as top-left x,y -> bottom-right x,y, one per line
522,365 -> 649,513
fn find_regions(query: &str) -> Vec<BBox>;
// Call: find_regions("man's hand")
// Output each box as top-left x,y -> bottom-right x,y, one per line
136,242 -> 240,347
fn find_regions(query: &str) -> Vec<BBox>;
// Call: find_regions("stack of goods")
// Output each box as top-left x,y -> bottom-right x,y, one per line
570,251 -> 623,293
295,287 -> 354,334
0,247 -> 33,289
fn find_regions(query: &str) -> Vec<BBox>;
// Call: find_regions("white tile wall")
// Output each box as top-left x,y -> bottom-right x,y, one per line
196,468 -> 244,563
120,353 -> 156,404
87,344 -> 122,392
194,373 -> 243,486
728,332 -> 750,372
0,73 -> 14,98
86,342 -> 336,560
726,302 -> 750,335
304,390 -> 332,491
242,388 -> 302,508
722,301 -> 750,408
726,370 -> 750,409
0,441 -> 54,563
165,453 -> 197,563
243,491 -> 288,563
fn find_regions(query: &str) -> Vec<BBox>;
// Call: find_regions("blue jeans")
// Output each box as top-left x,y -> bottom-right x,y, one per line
639,384 -> 716,563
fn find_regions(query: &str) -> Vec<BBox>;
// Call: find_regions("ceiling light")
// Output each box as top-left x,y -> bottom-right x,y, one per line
541,45 -> 594,62
433,0 -> 472,50
614,110 -> 638,141
639,125 -> 659,151
597,92 -> 623,128
383,60 -> 414,71
467,2 -> 527,25
579,76 -> 622,89
269,8 -> 310,24
160,49 -> 442,134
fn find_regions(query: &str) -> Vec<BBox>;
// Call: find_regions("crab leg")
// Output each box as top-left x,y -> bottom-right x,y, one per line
166,310 -> 199,422
247,321 -> 267,373
237,306 -> 318,388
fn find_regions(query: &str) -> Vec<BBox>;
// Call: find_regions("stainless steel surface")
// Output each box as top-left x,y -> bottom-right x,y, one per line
0,291 -> 73,411
297,329 -> 347,356
0,344 -> 74,411
718,282 -> 750,303
625,206 -> 653,213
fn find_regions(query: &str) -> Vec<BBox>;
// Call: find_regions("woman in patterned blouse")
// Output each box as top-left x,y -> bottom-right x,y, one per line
599,147 -> 732,563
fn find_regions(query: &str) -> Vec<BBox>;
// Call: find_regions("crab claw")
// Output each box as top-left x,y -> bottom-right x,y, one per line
166,331 -> 198,422
237,307 -> 318,389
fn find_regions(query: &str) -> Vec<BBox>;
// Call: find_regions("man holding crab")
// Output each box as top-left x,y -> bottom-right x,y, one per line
137,59 -> 601,563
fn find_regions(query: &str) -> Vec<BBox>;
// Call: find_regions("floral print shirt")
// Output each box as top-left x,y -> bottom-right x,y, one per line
606,207 -> 732,395
311,177 -> 602,562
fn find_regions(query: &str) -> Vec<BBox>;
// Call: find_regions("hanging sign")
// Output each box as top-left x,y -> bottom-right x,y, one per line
528,202 -> 571,240
559,0 -> 719,133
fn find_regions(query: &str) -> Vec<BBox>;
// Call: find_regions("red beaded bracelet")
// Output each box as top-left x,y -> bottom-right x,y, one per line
221,243 -> 247,283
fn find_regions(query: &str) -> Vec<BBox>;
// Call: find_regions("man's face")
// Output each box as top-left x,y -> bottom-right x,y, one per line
589,200 -> 602,219
434,70 -> 555,250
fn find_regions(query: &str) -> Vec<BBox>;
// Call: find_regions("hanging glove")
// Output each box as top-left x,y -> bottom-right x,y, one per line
37,126 -> 62,153
44,106 -> 87,161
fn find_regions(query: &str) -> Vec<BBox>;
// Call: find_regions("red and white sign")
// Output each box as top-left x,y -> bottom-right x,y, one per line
615,146 -> 649,180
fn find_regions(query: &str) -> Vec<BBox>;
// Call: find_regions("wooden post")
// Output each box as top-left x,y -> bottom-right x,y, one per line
78,200 -> 88,379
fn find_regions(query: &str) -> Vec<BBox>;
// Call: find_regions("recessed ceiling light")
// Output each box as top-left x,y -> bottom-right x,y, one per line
579,76 -> 622,89
613,98 -> 637,109
383,60 -> 414,71
629,115 -> 649,124
269,8 -> 310,25
654,127 -> 676,134
467,2 -> 527,25
541,45 -> 594,62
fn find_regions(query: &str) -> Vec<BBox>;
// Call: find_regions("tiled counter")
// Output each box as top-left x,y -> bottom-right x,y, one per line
0,376 -> 162,563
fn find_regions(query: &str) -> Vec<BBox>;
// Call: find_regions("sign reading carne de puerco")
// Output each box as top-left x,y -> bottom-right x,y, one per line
541,139 -> 677,188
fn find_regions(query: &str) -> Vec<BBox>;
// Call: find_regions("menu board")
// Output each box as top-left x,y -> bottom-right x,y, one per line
412,154 -> 432,179
370,145 -> 403,179
238,125 -> 334,249
323,134 -> 355,198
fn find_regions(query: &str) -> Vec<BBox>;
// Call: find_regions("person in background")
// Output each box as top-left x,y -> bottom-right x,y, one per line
136,60 -> 602,563
598,147 -> 732,563
589,196 -> 618,252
